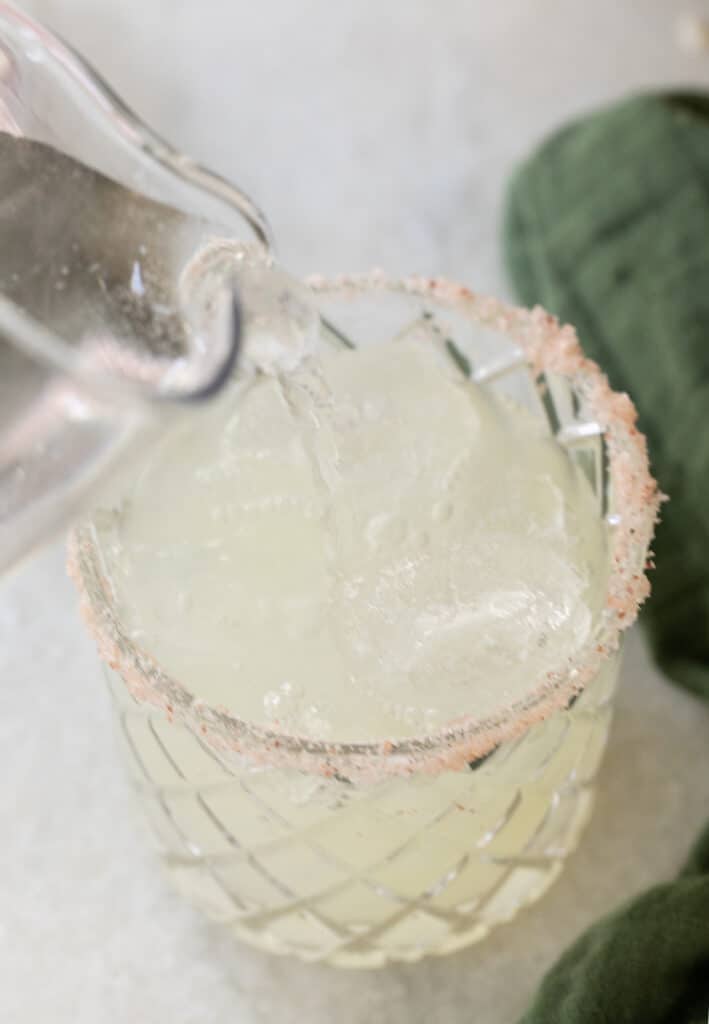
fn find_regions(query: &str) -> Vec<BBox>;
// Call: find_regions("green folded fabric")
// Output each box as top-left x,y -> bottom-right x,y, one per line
520,824 -> 709,1024
505,92 -> 709,700
504,93 -> 709,1024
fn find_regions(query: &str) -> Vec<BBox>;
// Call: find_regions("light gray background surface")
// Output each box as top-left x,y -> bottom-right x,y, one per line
3,2 -> 709,1022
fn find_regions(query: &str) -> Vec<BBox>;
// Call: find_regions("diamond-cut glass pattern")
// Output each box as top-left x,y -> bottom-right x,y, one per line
109,648 -> 620,966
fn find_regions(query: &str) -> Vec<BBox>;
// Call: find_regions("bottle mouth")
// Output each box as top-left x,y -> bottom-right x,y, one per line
0,284 -> 242,408
69,272 -> 661,786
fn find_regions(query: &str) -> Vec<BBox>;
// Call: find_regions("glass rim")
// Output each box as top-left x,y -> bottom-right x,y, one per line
69,272 -> 661,785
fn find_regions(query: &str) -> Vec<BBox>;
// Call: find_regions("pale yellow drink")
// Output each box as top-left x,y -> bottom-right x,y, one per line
104,332 -> 607,741
88,314 -> 617,965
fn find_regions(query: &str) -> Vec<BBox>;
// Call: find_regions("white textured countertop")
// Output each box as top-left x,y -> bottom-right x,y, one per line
4,2 -> 709,1022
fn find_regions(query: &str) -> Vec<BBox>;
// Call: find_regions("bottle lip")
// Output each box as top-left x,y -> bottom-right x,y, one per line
0,283 -> 242,408
69,272 -> 661,786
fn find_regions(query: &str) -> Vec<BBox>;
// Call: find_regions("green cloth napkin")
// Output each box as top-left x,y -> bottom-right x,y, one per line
506,92 -> 709,700
521,824 -> 709,1024
504,93 -> 709,1024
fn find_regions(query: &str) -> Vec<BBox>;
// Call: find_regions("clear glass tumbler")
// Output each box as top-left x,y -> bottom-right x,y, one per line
70,273 -> 658,967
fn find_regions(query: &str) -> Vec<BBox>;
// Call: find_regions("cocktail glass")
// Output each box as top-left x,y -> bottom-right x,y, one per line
70,272 -> 658,967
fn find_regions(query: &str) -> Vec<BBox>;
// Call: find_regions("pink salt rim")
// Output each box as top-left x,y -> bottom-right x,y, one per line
68,272 -> 661,785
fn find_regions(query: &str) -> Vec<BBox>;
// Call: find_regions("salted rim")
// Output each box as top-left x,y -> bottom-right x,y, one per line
68,272 -> 661,785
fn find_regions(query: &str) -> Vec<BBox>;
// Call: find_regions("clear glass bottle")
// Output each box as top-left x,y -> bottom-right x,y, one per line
0,3 -> 271,571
